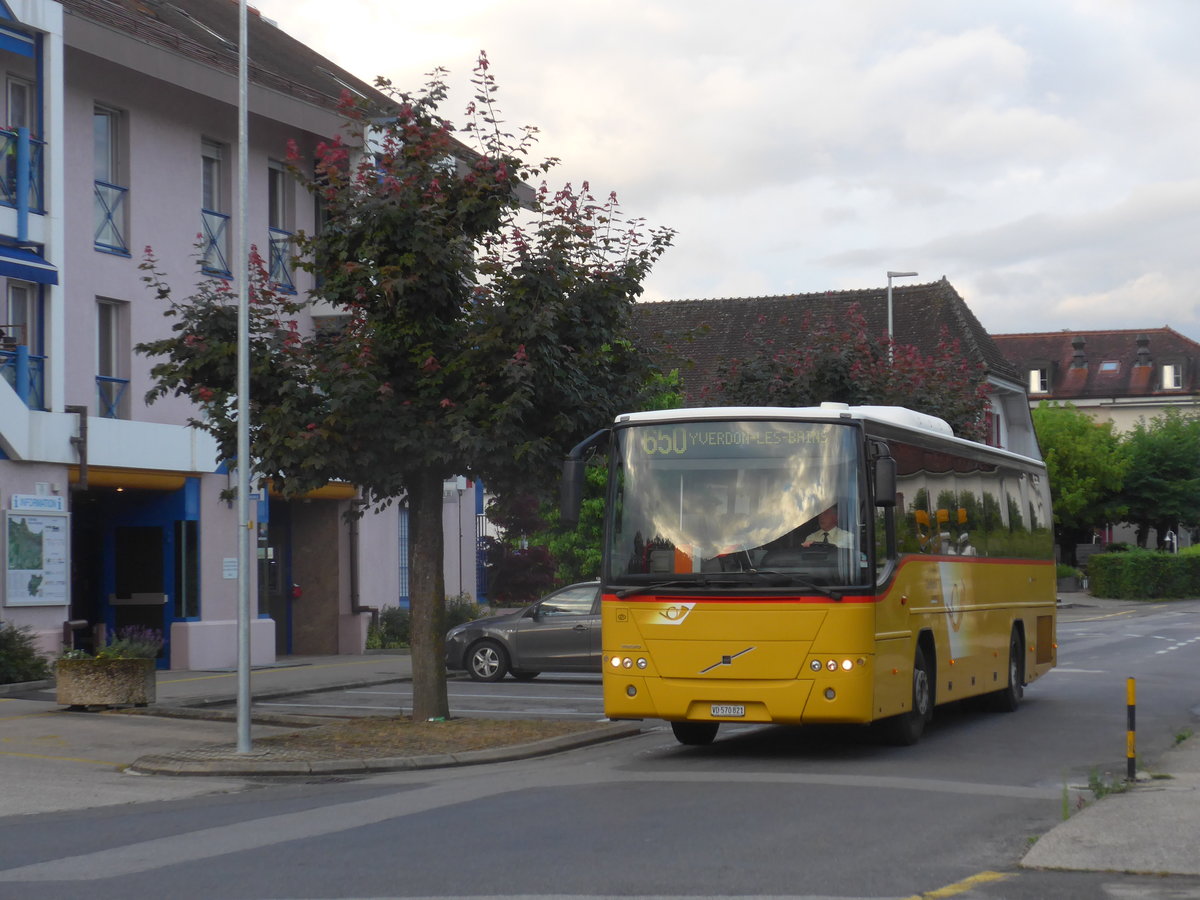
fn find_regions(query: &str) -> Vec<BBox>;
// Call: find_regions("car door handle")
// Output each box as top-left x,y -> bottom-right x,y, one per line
573,624 -> 588,631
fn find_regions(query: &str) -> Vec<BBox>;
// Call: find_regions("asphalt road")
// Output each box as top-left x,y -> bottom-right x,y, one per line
2,598 -> 1198,899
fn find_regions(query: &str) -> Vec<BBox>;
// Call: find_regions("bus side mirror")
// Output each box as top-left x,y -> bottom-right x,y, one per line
561,458 -> 585,527
874,456 -> 896,507
560,427 -> 610,528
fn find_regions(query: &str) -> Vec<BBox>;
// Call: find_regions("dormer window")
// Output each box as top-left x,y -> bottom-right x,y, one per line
1162,363 -> 1183,390
1028,367 -> 1048,394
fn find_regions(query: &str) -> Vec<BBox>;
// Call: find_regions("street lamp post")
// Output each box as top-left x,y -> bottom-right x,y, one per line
886,270 -> 918,363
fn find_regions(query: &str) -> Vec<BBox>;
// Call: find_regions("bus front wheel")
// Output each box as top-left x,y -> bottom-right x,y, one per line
881,645 -> 933,746
672,721 -> 719,746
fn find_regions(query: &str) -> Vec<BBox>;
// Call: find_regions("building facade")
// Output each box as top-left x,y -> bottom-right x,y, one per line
991,328 -> 1200,432
0,0 -> 482,668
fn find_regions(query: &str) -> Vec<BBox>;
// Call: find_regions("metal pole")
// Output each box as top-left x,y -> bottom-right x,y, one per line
885,271 -> 918,364
235,0 -> 252,754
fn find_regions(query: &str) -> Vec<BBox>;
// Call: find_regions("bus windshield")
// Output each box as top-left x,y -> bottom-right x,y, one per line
607,419 -> 866,587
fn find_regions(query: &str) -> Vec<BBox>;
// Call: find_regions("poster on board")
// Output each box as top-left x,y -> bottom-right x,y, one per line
5,511 -> 69,606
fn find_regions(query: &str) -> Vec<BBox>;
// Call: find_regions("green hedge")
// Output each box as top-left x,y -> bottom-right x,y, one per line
1088,550 -> 1200,599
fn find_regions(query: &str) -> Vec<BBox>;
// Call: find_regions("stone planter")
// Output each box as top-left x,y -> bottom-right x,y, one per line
55,658 -> 156,708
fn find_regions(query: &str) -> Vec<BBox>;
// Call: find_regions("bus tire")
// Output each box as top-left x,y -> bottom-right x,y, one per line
671,721 -> 719,746
988,630 -> 1024,713
881,645 -> 933,746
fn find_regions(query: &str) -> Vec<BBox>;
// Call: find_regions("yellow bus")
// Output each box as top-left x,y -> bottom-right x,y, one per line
562,404 -> 1057,745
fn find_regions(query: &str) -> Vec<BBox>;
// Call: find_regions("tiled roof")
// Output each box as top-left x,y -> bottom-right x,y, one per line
992,328 -> 1200,400
634,277 -> 1018,403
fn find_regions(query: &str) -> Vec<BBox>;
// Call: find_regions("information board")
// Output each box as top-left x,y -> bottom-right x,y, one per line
5,511 -> 69,607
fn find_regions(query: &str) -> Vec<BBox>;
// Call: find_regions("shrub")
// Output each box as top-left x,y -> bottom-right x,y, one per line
367,593 -> 483,649
1056,563 -> 1082,580
368,606 -> 410,649
0,621 -> 51,684
445,592 -> 481,630
1089,549 -> 1200,599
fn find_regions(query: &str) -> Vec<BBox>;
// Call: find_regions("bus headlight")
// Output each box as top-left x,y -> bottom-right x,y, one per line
810,659 -> 822,672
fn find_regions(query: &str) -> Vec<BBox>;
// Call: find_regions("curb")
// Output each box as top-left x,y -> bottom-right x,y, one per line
0,678 -> 53,696
126,722 -> 643,776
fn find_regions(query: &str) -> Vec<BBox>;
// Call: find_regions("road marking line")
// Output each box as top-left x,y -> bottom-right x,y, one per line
902,869 -> 1010,899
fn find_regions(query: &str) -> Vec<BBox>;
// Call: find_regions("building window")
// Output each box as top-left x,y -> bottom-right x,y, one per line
1162,363 -> 1183,390
5,281 -> 40,352
1099,360 -> 1119,374
3,59 -> 42,212
1028,368 -> 1048,394
94,105 -> 129,254
2,281 -> 45,409
7,77 -> 33,133
97,298 -> 129,418
267,159 -> 295,291
201,139 -> 230,275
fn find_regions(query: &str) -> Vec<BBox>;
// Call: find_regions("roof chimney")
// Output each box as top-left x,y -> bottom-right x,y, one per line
1135,334 -> 1152,366
1071,335 -> 1087,369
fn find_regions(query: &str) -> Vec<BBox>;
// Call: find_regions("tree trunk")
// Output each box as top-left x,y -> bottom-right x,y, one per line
408,470 -> 449,721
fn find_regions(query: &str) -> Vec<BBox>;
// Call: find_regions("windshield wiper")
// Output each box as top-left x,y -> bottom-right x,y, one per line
616,578 -> 710,598
615,573 -> 842,600
742,570 -> 843,601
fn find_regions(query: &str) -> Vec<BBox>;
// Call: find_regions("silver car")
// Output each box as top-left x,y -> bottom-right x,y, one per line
445,581 -> 601,682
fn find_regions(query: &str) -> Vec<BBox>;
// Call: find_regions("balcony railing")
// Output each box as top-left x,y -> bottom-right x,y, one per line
1,344 -> 46,411
269,227 -> 295,293
94,180 -> 129,255
96,375 -> 129,419
1,128 -> 45,213
201,208 -> 230,276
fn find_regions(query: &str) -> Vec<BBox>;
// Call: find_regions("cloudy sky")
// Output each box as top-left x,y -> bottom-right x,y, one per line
252,0 -> 1200,343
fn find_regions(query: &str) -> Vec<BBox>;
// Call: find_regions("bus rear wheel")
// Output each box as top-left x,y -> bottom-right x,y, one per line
881,645 -> 933,746
671,721 -> 719,746
988,630 -> 1024,713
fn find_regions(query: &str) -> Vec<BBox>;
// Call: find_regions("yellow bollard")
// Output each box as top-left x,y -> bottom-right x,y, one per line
1126,677 -> 1136,782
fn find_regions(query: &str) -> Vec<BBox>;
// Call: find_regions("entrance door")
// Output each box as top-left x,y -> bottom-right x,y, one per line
262,500 -> 292,655
109,524 -> 168,663
70,482 -> 195,669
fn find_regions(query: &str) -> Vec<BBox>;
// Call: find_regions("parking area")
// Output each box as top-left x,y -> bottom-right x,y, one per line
248,673 -> 607,721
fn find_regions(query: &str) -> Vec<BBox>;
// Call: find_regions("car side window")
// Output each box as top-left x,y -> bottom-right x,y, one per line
539,586 -> 597,617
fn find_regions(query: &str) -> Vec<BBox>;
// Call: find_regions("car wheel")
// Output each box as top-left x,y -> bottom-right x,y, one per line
671,721 -> 720,746
510,670 -> 540,681
467,639 -> 509,682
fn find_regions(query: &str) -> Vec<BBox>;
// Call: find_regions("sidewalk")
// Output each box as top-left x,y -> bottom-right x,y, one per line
1021,593 -> 1200,876
1,651 -> 636,780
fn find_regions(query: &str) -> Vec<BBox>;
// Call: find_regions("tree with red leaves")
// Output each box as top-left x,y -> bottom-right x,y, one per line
705,305 -> 989,440
138,56 -> 673,720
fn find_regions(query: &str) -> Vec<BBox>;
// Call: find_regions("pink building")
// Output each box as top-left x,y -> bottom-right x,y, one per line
0,1 -> 482,668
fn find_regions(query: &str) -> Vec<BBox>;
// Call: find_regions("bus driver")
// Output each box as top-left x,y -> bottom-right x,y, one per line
801,505 -> 853,549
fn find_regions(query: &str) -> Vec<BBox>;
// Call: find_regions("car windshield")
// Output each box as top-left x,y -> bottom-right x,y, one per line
605,419 -> 866,588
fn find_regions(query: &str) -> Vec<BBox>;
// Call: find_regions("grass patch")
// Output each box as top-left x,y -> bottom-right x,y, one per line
256,716 -> 609,758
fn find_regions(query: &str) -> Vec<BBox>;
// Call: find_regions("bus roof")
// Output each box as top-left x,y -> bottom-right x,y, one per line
614,404 -> 1045,465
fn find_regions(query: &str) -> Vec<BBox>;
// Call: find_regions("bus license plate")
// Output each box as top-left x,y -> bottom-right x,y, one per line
711,704 -> 745,718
